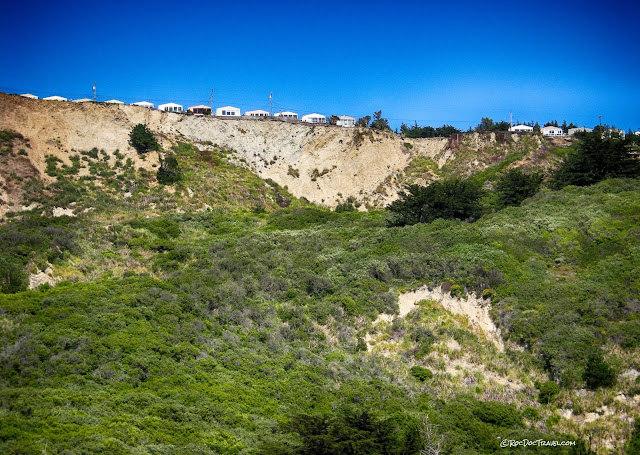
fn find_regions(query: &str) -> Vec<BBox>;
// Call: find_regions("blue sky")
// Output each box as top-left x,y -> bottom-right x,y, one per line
1,0 -> 639,131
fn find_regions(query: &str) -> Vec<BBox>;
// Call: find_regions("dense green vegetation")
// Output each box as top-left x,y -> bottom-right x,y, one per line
157,155 -> 182,185
387,179 -> 483,225
400,122 -> 462,138
1,127 -> 639,453
495,169 -> 544,208
551,132 -> 640,189
475,117 -> 511,133
2,177 -> 639,452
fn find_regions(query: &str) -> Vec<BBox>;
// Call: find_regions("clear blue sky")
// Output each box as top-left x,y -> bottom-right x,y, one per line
1,0 -> 639,131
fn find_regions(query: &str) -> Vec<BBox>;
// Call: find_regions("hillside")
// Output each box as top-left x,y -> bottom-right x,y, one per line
1,93 -> 639,454
0,92 -> 561,216
0,92 -> 448,212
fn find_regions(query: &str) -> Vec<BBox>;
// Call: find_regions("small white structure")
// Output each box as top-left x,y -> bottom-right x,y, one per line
104,99 -> 124,104
568,127 -> 592,136
336,115 -> 356,127
216,106 -> 241,117
609,128 -> 625,139
541,126 -> 564,136
132,101 -> 155,109
274,111 -> 299,121
158,102 -> 184,113
20,93 -> 38,99
72,98 -> 92,103
509,124 -> 533,133
43,95 -> 67,102
245,109 -> 270,117
302,113 -> 327,124
187,105 -> 212,116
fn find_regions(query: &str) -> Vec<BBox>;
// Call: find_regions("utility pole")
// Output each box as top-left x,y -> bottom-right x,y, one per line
598,115 -> 602,126
269,91 -> 273,117
210,89 -> 214,111
93,81 -> 96,101
510,110 -> 513,128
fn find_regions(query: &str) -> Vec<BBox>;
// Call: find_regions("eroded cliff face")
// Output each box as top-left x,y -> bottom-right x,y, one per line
0,92 -> 447,209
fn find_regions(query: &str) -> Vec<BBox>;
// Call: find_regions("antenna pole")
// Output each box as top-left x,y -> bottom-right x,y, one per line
269,91 -> 273,116
210,89 -> 214,111
510,110 -> 512,128
93,81 -> 96,101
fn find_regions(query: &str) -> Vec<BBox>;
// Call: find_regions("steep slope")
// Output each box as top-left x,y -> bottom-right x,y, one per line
0,92 -> 447,210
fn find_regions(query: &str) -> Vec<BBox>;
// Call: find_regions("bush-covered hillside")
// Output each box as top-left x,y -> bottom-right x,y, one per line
1,128 -> 639,453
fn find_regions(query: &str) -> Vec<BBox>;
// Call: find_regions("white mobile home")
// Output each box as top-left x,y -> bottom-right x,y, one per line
104,99 -> 124,104
216,106 -> 241,117
20,93 -> 38,99
541,126 -> 564,136
159,102 -> 184,113
187,105 -> 212,116
43,95 -> 67,101
245,110 -> 270,117
336,115 -> 355,127
72,98 -> 92,103
508,124 -> 533,133
568,127 -> 592,136
274,111 -> 299,121
302,113 -> 327,124
132,101 -> 155,109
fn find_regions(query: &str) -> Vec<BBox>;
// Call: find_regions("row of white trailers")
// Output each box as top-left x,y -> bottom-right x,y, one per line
508,124 -> 594,137
19,93 -> 356,127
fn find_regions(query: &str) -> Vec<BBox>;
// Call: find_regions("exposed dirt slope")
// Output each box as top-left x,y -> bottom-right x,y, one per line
0,92 -> 447,209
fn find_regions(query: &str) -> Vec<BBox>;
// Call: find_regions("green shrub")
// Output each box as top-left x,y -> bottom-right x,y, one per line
410,365 -> 433,382
495,168 -> 544,207
128,217 -> 181,239
0,256 -> 28,293
538,381 -> 560,404
129,124 -> 159,154
472,401 -> 522,427
523,406 -> 540,421
335,196 -> 359,213
157,155 -> 182,185
583,351 -> 616,389
387,178 -> 483,226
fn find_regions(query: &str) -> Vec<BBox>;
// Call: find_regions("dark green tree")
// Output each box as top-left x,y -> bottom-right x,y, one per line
357,115 -> 371,128
476,117 -> 494,133
583,351 -> 615,389
0,256 -> 28,293
400,122 -> 461,138
387,178 -> 483,226
156,155 -> 182,185
551,131 -> 640,189
475,117 -> 509,133
129,123 -> 159,154
370,110 -> 391,131
538,381 -> 560,404
495,169 -> 544,207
